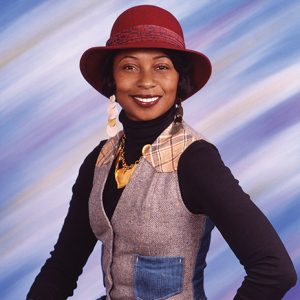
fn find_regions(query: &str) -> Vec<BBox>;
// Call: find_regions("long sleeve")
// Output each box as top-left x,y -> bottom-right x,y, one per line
178,140 -> 297,299
27,141 -> 105,299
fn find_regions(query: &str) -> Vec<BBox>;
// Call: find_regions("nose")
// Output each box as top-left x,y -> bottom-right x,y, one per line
137,69 -> 156,89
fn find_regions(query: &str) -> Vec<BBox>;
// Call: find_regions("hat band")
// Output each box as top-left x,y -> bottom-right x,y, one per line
106,24 -> 185,48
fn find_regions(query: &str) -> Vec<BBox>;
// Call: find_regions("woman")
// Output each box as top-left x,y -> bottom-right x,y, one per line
27,5 -> 297,300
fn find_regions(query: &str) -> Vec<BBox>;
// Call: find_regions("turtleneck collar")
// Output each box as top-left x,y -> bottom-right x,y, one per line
119,105 -> 176,146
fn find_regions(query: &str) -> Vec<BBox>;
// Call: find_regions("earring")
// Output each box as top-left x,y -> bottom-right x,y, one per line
106,95 -> 119,137
174,98 -> 183,123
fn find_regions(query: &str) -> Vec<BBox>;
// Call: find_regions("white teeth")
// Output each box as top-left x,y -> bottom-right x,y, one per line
134,96 -> 159,103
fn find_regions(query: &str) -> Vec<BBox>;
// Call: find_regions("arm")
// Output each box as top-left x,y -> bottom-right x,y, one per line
178,140 -> 297,299
27,141 -> 106,299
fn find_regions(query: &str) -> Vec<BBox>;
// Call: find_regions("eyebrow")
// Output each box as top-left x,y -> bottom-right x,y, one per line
118,56 -> 138,62
118,55 -> 170,62
153,55 -> 170,60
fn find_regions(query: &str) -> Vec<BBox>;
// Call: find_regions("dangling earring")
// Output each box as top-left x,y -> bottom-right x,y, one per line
174,98 -> 183,123
106,95 -> 119,137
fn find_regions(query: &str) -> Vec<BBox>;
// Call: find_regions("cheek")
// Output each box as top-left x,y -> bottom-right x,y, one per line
165,77 -> 179,95
165,72 -> 179,89
114,75 -> 132,94
114,77 -> 132,107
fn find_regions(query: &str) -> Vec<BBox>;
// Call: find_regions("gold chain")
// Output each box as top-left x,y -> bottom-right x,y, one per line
116,135 -> 142,171
114,135 -> 146,189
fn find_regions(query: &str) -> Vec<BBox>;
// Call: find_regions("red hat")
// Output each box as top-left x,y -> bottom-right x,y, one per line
80,5 -> 212,100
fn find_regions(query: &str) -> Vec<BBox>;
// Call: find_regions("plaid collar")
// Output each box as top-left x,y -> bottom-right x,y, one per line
96,121 -> 201,172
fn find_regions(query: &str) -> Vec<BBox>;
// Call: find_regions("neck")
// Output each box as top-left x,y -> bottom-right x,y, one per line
118,106 -> 176,163
119,106 -> 176,145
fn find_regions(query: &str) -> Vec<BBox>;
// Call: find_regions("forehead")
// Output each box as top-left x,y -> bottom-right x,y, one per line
114,49 -> 171,61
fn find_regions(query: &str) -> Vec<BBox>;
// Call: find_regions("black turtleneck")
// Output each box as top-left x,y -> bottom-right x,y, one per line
27,108 -> 297,300
120,106 -> 176,161
103,106 -> 176,220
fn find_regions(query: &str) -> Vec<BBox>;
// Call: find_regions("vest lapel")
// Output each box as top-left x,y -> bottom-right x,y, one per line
96,131 -> 123,167
143,121 -> 199,172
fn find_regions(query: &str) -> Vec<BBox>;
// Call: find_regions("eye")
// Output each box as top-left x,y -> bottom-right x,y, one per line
155,64 -> 170,71
122,64 -> 136,71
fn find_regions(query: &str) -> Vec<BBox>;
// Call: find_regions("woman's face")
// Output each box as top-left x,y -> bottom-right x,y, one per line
113,49 -> 179,121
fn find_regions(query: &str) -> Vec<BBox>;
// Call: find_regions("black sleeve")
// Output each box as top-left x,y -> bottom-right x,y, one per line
27,140 -> 106,300
178,140 -> 297,300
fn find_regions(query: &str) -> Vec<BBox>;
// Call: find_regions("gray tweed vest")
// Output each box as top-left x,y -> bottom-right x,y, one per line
89,121 -> 213,300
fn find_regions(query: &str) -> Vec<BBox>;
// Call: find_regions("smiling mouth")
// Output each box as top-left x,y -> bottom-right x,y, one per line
132,96 -> 160,107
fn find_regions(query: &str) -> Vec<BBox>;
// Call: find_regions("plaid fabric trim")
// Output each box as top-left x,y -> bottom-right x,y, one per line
143,121 -> 204,172
96,131 -> 123,167
96,122 -> 204,172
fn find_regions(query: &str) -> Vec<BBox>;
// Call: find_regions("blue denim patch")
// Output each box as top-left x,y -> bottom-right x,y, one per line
134,255 -> 183,300
192,217 -> 214,300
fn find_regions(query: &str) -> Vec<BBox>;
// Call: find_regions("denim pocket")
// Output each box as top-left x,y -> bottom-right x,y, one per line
134,255 -> 183,300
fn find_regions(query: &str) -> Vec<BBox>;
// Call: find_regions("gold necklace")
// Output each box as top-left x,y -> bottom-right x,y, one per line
114,135 -> 149,189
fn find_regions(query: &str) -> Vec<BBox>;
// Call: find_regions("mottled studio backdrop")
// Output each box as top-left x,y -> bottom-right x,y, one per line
1,0 -> 299,299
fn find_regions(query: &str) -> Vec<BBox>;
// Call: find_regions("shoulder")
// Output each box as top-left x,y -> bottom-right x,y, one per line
178,139 -> 235,197
80,139 -> 107,169
179,139 -> 223,168
144,122 -> 209,172
73,139 -> 107,190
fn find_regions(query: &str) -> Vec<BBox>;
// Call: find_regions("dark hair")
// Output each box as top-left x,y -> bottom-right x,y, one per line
164,49 -> 193,100
101,53 -> 116,97
101,49 -> 193,99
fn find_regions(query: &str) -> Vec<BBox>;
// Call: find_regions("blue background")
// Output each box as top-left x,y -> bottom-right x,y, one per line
1,0 -> 299,299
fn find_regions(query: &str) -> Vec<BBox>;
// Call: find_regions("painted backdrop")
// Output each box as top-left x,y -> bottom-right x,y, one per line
1,0 -> 299,299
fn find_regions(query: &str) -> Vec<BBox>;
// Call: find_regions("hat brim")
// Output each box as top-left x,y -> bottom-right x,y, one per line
80,43 -> 212,101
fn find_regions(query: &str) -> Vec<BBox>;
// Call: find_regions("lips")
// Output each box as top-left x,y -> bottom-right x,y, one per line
132,95 -> 161,107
